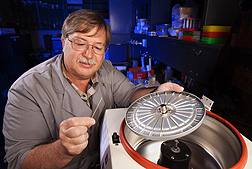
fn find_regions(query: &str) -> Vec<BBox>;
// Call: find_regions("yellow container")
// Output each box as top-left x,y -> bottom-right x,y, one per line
202,26 -> 231,32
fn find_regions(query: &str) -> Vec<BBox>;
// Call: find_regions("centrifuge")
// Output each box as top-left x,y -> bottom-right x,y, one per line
100,91 -> 252,169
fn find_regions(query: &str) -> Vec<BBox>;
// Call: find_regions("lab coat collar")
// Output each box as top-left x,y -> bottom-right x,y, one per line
51,54 -> 105,118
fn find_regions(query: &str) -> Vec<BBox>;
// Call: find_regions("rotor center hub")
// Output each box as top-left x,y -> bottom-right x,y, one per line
157,104 -> 175,115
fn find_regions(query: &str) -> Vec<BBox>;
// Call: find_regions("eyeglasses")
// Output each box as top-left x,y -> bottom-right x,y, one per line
68,38 -> 107,55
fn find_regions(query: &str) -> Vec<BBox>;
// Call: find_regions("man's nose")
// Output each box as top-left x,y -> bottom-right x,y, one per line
83,45 -> 93,58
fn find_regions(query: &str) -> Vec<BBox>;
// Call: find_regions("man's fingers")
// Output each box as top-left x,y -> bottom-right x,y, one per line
63,126 -> 88,138
170,83 -> 184,92
60,117 -> 96,130
61,132 -> 89,145
157,82 -> 184,93
59,117 -> 94,156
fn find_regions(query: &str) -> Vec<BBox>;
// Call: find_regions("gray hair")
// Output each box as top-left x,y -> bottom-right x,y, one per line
62,9 -> 111,48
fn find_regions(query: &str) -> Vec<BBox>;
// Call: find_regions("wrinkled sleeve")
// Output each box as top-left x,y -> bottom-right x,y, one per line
100,60 -> 146,107
2,84 -> 52,169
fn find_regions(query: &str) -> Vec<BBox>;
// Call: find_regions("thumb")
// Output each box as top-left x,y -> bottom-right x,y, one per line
84,117 -> 96,128
171,83 -> 184,92
157,82 -> 184,92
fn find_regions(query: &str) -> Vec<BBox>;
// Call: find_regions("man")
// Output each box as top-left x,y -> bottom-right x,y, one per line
3,9 -> 183,169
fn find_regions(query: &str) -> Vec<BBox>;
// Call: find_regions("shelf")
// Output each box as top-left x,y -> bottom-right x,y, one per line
12,0 -> 65,31
130,33 -> 223,85
67,0 -> 109,18
130,0 -> 239,85
12,0 -> 109,30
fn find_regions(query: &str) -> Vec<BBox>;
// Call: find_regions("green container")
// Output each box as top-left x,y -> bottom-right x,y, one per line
183,31 -> 201,36
201,37 -> 226,44
183,31 -> 193,36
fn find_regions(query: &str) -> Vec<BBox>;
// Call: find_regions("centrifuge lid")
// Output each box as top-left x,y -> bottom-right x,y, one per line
125,91 -> 206,140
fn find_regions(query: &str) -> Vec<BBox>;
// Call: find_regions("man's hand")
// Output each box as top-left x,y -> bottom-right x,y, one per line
59,117 -> 95,156
156,82 -> 184,93
130,82 -> 184,104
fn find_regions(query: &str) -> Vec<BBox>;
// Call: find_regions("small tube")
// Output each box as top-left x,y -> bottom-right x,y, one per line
148,56 -> 152,70
141,56 -> 145,68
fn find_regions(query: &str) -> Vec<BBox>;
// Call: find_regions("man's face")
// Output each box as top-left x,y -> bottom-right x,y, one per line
62,26 -> 106,81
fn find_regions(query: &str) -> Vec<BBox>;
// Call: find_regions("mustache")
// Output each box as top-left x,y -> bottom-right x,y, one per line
77,57 -> 97,65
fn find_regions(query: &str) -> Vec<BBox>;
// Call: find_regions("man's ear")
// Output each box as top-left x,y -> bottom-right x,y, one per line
61,38 -> 65,52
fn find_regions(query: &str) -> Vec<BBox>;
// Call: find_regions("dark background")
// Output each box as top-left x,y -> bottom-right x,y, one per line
0,0 -> 251,168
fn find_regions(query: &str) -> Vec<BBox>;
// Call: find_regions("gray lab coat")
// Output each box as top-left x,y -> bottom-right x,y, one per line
3,54 -> 143,169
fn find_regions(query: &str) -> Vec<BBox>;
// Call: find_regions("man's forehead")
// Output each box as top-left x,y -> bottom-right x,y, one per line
69,28 -> 105,40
